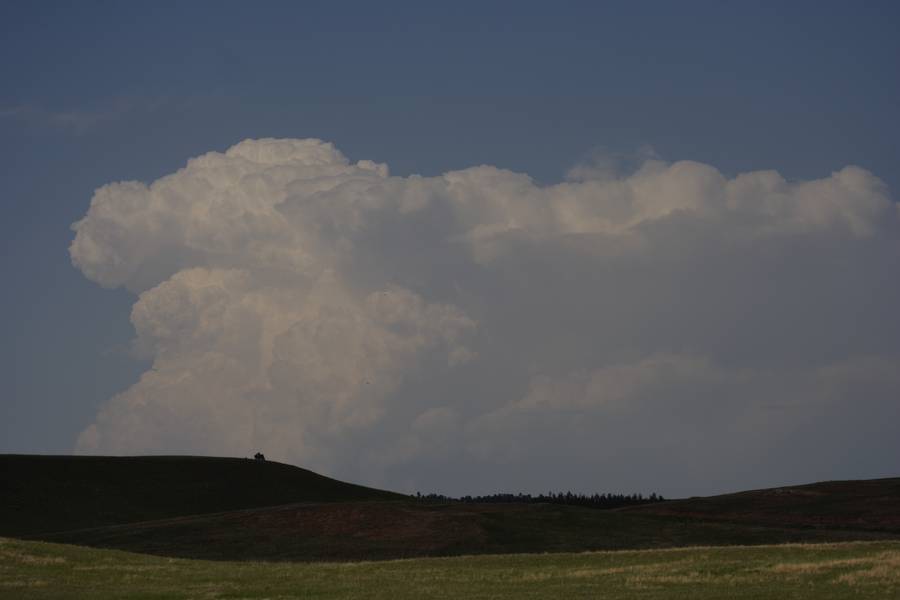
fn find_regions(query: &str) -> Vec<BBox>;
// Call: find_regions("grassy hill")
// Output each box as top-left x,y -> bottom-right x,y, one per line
34,499 -> 897,562
624,478 -> 900,532
3,454 -> 898,562
0,454 -> 402,537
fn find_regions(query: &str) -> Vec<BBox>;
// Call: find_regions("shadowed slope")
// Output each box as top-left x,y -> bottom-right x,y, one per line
0,455 -> 402,537
4,455 -> 898,562
623,478 -> 900,532
34,500 -> 898,562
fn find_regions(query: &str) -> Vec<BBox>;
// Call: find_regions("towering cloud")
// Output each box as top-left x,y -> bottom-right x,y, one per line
71,139 -> 900,495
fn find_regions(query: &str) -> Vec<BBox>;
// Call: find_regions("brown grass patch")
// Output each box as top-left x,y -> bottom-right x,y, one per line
836,551 -> 900,585
769,557 -> 871,574
72,564 -> 175,572
0,579 -> 50,587
0,548 -> 66,565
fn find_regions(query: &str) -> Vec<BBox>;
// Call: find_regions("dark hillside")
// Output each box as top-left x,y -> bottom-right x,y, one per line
0,455 -> 402,536
37,500 -> 896,562
622,478 -> 900,532
4,454 -> 898,563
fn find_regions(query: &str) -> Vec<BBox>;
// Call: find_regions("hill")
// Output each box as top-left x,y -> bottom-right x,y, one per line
33,498 -> 897,562
0,454 -> 402,537
3,454 -> 898,562
623,477 -> 900,532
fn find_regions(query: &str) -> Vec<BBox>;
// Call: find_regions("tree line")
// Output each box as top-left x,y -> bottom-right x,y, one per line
413,490 -> 665,509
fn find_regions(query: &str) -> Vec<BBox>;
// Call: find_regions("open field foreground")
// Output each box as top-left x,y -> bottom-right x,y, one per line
2,538 -> 899,600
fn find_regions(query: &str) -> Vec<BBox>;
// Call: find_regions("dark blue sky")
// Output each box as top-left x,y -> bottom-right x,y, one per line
2,1 -> 899,491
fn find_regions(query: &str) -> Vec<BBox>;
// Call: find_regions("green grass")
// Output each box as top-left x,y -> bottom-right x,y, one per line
2,537 -> 899,599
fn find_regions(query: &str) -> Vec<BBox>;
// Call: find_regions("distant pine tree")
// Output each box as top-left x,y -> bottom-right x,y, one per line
414,488 -> 666,509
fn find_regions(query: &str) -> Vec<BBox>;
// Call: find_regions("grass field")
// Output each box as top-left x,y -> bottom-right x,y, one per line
2,537 -> 899,599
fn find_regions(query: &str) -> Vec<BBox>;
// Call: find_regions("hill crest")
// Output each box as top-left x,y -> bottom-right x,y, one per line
0,454 -> 402,537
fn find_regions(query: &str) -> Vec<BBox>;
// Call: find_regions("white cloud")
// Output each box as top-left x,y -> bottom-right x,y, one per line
71,138 -> 900,494
78,266 -> 474,473
465,352 -> 900,495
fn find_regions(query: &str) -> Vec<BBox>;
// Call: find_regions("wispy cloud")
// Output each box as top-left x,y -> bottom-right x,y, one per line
1,96 -> 170,135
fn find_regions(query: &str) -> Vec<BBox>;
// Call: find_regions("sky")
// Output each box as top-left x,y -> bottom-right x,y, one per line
2,1 -> 899,498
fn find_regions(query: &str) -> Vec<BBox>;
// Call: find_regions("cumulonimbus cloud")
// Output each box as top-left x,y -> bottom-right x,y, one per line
70,138 -> 900,495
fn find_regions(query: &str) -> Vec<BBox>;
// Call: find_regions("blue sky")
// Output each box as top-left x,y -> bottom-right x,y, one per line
2,1 -> 899,496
